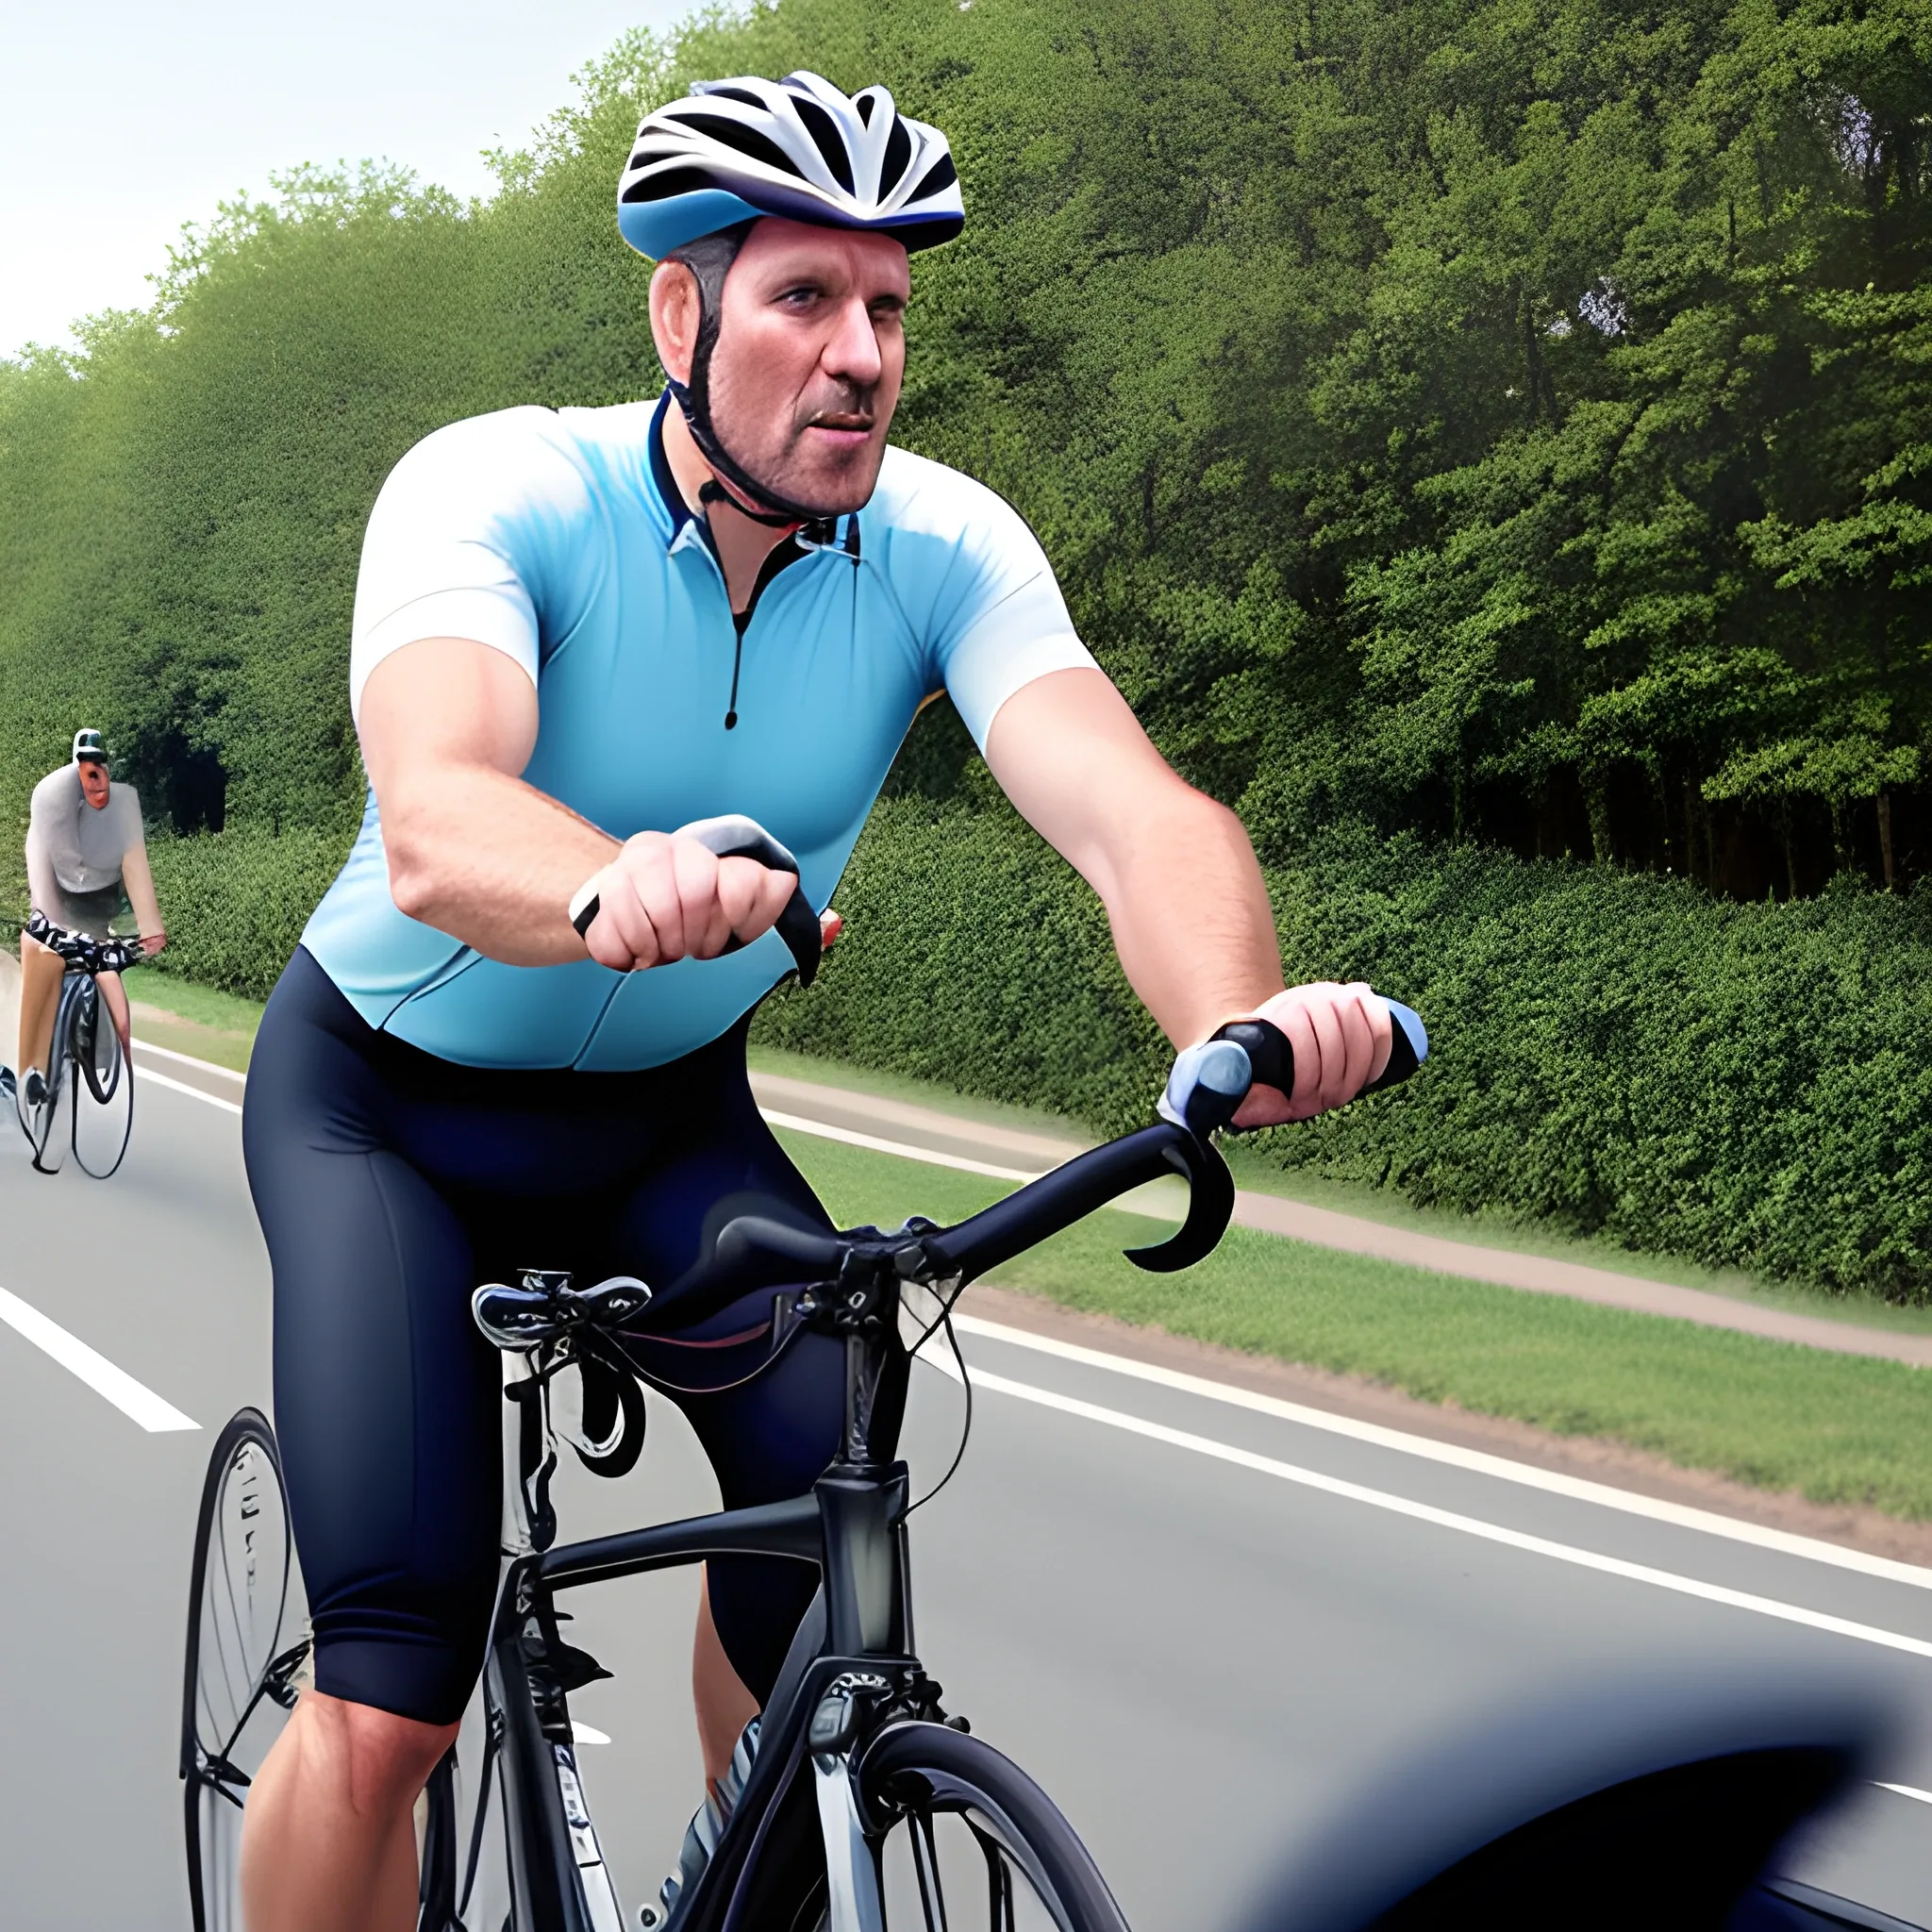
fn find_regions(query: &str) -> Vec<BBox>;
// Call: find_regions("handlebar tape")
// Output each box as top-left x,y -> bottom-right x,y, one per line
568,813 -> 821,989
1162,997 -> 1429,1134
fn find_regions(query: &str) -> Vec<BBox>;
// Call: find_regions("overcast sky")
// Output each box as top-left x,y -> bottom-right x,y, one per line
1,0 -> 694,358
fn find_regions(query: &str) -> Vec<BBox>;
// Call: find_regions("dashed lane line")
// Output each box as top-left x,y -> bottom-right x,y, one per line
0,1282 -> 199,1431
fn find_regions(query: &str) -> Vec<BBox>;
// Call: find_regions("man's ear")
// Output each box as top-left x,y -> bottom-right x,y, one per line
649,261 -> 700,385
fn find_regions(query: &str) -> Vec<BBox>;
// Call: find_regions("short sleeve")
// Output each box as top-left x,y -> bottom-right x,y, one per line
348,408 -> 594,723
913,472 -> 1098,748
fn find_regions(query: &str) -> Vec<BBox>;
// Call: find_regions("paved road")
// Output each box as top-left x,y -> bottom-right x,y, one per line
4,1073 -> 1931,1929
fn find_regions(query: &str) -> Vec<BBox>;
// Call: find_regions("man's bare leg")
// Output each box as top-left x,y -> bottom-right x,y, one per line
692,1569 -> 760,1799
239,1690 -> 456,1932
17,931 -> 62,1078
99,970 -> 131,1057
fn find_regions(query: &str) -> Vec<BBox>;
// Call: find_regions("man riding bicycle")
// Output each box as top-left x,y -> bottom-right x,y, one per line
239,73 -> 1397,1932
8,728 -> 166,1141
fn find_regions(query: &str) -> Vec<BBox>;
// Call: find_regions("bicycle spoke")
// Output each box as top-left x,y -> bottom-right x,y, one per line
970,1825 -> 1015,1932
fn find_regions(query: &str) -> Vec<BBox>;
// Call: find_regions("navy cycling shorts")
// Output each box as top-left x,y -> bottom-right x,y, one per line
242,946 -> 904,1727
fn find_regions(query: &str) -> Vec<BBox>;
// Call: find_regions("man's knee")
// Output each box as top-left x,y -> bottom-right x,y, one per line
297,1690 -> 458,1816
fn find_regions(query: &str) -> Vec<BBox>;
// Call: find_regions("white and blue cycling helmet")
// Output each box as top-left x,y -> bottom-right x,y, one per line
616,73 -> 964,523
617,71 -> 964,261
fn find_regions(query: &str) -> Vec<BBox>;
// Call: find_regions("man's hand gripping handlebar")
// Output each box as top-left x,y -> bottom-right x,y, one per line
567,813 -> 825,987
471,996 -> 1429,1369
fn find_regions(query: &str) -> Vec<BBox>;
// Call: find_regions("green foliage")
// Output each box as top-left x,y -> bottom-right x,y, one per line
3,0 -> 1931,1290
789,1132 -> 1932,1519
759,790 -> 1932,1301
143,828 -> 354,1002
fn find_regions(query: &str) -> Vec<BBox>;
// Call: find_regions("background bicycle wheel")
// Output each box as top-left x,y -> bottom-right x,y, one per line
72,991 -> 132,1177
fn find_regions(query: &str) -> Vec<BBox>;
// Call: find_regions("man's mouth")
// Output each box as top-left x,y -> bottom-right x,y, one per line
805,411 -> 875,446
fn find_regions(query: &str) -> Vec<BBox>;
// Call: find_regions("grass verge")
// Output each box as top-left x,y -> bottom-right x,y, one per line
775,1127 -> 1932,1523
104,978 -> 1932,1339
128,973 -> 263,1073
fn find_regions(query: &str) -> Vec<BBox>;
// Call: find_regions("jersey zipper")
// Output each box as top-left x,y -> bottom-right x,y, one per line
717,515 -> 860,730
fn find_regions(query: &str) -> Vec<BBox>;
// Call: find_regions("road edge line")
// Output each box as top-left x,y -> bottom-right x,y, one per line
958,1363 -> 1932,1661
951,1313 -> 1932,1591
139,1065 -> 244,1116
133,1038 -> 247,1081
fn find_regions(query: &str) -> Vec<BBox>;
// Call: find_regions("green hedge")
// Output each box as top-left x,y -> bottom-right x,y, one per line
755,801 -> 1932,1304
144,826 -> 353,1003
130,803 -> 1932,1302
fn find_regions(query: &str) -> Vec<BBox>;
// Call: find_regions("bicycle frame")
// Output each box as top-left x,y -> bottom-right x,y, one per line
461,1317 -> 930,1932
449,1113 -> 1261,1932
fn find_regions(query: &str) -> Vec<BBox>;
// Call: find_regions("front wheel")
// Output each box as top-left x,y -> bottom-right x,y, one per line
181,1408 -> 308,1932
72,983 -> 132,1178
857,1721 -> 1132,1932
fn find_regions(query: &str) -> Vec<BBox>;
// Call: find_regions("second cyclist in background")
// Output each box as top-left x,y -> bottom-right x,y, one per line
8,729 -> 166,1141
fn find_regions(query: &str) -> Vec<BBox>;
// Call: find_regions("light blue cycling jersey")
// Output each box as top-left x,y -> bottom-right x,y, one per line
300,391 -> 1096,1071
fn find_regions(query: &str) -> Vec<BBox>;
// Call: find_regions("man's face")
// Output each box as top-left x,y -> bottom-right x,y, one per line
692,219 -> 911,517
77,758 -> 110,808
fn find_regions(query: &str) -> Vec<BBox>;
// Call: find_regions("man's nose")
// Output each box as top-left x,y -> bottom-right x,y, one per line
821,296 -> 884,388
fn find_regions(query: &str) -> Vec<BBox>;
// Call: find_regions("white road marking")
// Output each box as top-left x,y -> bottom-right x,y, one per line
132,1041 -> 1932,1614
762,1110 -> 1037,1182
951,1315 -> 1932,1591
914,1351 -> 1932,1661
572,1721 -> 611,1745
0,1282 -> 199,1431
1878,1782 -> 1932,1805
138,1065 -> 243,1116
134,1039 -> 246,1081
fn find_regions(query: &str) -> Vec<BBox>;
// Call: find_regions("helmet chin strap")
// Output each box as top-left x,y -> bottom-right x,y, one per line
666,374 -> 840,530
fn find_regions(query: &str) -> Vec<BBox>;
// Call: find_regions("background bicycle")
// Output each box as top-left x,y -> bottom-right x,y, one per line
6,911 -> 143,1178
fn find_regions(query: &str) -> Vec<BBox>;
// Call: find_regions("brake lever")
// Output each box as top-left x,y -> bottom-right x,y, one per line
567,813 -> 823,988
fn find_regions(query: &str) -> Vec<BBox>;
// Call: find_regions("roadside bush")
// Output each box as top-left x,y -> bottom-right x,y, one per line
758,801 -> 1932,1303
144,827 -> 353,1002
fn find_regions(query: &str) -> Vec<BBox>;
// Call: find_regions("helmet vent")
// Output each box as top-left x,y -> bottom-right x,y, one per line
706,86 -> 766,108
674,111 -> 808,180
623,165 -> 716,205
856,92 -> 876,126
879,117 -> 912,193
791,95 -> 857,192
910,153 -> 958,199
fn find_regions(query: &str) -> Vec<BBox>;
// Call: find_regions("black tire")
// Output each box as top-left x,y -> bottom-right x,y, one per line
716,1721 -> 1129,1932
859,1722 -> 1131,1932
182,1408 -> 308,1932
79,980 -> 122,1106
24,981 -> 78,1174
72,982 -> 133,1178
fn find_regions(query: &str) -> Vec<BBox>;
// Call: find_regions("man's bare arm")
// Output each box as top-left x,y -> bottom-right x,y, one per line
120,841 -> 167,951
984,667 -> 1388,1123
358,638 -> 796,970
23,796 -> 60,924
984,668 -> 1282,1044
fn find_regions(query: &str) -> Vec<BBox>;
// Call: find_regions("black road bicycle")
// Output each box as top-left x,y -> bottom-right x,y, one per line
178,1003 -> 1912,1932
181,1012 -> 1415,1932
8,911 -> 143,1178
